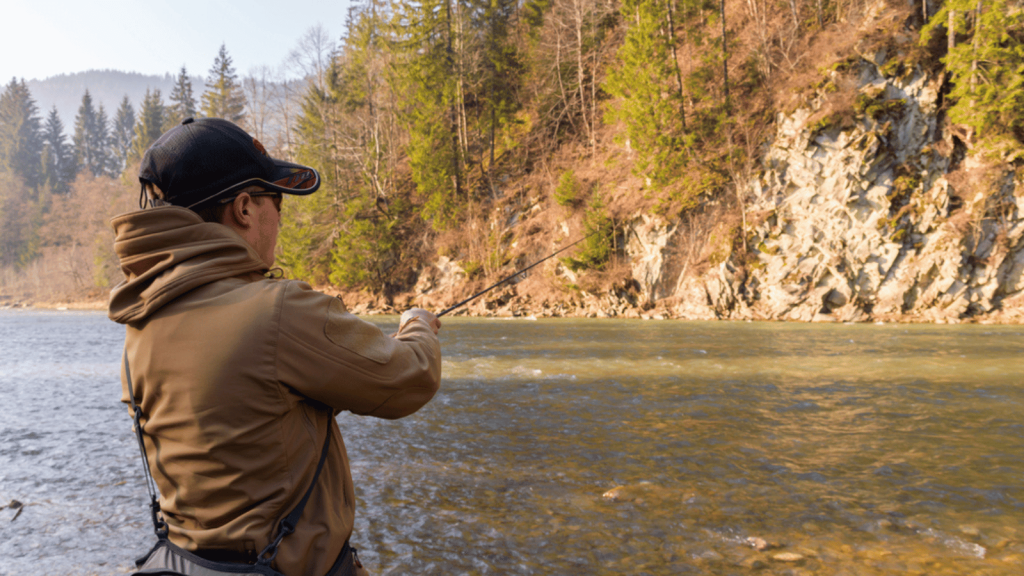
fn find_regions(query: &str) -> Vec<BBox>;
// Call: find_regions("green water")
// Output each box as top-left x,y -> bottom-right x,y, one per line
1,312 -> 1021,575
344,319 -> 1024,575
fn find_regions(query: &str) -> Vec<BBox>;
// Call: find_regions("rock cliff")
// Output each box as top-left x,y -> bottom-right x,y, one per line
627,57 -> 1024,323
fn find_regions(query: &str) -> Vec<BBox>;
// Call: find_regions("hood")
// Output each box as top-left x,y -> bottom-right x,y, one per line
108,206 -> 268,324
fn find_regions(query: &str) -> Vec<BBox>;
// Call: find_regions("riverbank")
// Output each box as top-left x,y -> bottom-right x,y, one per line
11,285 -> 1024,325
0,293 -> 106,312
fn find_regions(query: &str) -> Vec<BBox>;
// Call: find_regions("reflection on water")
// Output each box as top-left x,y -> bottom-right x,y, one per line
1,312 -> 1023,575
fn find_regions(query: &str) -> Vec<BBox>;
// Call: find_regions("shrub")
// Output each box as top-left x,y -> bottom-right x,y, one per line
853,93 -> 906,121
563,193 -> 613,271
554,170 -> 580,207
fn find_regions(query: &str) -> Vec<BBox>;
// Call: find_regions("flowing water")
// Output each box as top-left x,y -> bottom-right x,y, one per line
1,310 -> 1022,575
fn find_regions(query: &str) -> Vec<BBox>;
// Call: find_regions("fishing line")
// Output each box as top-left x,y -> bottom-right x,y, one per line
436,232 -> 597,318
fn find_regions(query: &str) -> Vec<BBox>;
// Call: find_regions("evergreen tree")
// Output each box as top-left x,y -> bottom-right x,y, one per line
0,78 -> 44,189
201,44 -> 246,122
110,96 -> 135,173
473,0 -> 522,173
133,89 -> 167,159
390,0 -> 465,230
41,107 -> 73,193
605,0 -> 686,186
329,2 -> 402,289
923,0 -> 1024,144
280,6 -> 412,290
168,65 -> 197,125
73,90 -> 113,177
0,170 -> 37,268
94,103 -> 114,175
283,62 -> 342,283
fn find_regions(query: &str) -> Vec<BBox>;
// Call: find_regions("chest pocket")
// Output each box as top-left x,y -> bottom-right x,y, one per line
323,298 -> 396,364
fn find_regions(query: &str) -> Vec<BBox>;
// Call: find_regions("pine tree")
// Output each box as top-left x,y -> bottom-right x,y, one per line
390,0 -> 465,230
0,78 -> 44,189
73,90 -> 113,177
110,96 -> 135,173
605,0 -> 687,186
133,89 -> 167,159
94,103 -> 114,176
0,170 -> 36,268
283,61 -> 342,283
41,107 -> 73,193
201,44 -> 246,122
327,2 -> 402,290
473,0 -> 522,175
923,0 -> 1024,144
167,66 -> 197,125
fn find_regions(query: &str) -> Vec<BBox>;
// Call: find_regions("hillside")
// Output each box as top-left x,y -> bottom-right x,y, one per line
3,0 -> 1024,325
335,0 -> 1024,324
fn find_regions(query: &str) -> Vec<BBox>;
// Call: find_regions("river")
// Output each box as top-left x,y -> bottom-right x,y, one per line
0,310 -> 1022,575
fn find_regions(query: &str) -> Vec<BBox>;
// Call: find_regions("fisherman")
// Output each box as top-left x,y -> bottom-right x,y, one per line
109,117 -> 442,576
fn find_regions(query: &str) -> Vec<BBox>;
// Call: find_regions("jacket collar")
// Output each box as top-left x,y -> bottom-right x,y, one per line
108,206 -> 268,324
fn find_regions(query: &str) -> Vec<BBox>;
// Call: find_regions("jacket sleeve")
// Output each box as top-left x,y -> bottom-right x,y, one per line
275,281 -> 441,419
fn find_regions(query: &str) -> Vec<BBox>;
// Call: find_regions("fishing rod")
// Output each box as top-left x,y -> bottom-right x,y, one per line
436,232 -> 596,318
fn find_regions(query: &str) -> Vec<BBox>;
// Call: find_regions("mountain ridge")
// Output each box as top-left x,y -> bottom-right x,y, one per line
24,69 -> 203,135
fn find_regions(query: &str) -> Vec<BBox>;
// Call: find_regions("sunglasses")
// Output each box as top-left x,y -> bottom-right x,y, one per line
217,191 -> 283,212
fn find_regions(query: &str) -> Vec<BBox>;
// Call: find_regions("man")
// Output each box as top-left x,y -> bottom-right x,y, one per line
109,117 -> 442,576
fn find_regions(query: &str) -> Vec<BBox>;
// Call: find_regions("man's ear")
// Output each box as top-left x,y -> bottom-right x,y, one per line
226,193 -> 255,228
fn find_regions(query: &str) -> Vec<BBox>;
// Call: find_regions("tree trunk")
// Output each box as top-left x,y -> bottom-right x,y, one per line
948,9 -> 955,53
590,1 -> 602,156
574,0 -> 593,148
721,0 -> 729,109
666,0 -> 687,129
445,0 -> 463,198
970,0 -> 983,97
454,0 -> 469,160
554,28 -> 578,135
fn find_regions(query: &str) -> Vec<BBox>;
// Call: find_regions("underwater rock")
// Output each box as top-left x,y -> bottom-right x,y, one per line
772,552 -> 805,562
746,536 -> 783,551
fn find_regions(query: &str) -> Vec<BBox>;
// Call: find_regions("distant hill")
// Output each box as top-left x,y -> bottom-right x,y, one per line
26,69 -> 204,135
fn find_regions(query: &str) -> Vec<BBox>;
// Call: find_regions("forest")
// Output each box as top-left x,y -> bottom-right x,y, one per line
1,0 -> 1022,314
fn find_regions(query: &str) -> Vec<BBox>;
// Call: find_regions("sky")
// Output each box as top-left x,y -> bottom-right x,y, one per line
2,0 -> 355,83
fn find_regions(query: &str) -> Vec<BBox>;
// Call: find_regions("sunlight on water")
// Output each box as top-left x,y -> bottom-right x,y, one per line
2,312 -> 1023,575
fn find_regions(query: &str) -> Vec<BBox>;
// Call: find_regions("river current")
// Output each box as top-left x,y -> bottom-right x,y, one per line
0,310 -> 1022,575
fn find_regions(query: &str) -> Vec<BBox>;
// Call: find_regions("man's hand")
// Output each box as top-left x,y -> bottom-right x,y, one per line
399,308 -> 441,335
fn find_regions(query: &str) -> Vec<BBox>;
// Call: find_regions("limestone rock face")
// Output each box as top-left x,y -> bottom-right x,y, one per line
622,61 -> 1024,322
414,256 -> 466,296
625,213 -> 683,304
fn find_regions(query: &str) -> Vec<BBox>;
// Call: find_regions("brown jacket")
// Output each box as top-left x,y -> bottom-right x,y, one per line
109,206 -> 441,576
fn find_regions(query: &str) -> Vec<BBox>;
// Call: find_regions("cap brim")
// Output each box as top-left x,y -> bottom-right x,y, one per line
184,160 -> 321,210
264,160 -> 320,195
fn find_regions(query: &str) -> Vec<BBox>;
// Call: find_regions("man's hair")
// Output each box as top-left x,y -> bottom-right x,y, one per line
144,183 -> 275,223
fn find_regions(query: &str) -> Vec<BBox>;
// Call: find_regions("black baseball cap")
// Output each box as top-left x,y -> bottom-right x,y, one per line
139,117 -> 320,211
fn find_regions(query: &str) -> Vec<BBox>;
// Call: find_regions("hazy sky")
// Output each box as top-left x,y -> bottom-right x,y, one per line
3,0 -> 354,82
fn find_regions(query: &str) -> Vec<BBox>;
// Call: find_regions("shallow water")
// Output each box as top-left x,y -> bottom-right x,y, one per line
1,311 -> 1023,575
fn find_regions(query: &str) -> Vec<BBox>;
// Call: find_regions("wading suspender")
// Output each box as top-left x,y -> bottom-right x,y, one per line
122,349 -> 333,565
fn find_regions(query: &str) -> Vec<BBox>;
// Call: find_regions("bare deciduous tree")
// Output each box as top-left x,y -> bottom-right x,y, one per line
287,23 -> 337,93
242,65 -> 275,143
